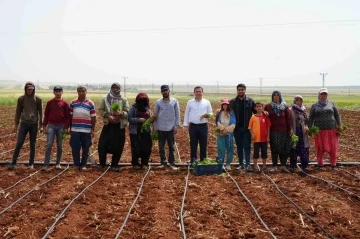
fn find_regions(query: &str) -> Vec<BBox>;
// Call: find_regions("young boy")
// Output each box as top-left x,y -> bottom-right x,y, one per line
248,102 -> 271,171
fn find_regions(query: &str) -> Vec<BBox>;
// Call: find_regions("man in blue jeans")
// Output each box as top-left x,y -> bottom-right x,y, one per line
69,86 -> 96,170
9,81 -> 43,170
230,84 -> 256,172
41,85 -> 70,171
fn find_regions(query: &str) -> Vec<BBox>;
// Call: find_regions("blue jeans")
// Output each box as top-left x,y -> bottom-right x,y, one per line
217,134 -> 234,166
12,123 -> 38,165
233,127 -> 251,167
70,131 -> 92,167
44,124 -> 64,165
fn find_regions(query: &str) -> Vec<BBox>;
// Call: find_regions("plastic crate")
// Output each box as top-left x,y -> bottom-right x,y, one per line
194,159 -> 223,176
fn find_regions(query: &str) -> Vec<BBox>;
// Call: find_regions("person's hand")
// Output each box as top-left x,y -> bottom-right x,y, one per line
251,135 -> 255,141
13,126 -> 18,134
267,137 -> 270,143
113,110 -> 121,116
43,126 -> 47,134
338,126 -> 343,132
91,129 -> 95,138
173,128 -> 178,135
290,129 -> 294,135
39,127 -> 43,133
65,128 -> 70,134
139,118 -> 146,123
183,126 -> 189,134
108,115 -> 116,122
262,110 -> 269,116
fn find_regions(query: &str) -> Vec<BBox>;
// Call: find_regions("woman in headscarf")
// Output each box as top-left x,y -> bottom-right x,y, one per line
128,92 -> 153,169
98,82 -> 129,171
290,95 -> 310,172
308,88 -> 342,169
264,90 -> 292,173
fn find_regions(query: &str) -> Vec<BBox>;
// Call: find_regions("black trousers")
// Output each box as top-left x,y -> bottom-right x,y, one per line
97,123 -> 125,167
189,123 -> 208,162
158,130 -> 175,165
130,129 -> 152,166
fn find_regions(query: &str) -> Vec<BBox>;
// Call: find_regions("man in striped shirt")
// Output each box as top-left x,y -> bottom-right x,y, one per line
69,86 -> 96,170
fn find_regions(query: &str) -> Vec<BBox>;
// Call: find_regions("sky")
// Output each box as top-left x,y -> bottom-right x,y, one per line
0,0 -> 360,87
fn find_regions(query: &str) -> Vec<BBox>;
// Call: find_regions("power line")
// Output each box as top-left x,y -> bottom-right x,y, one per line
1,19 -> 360,36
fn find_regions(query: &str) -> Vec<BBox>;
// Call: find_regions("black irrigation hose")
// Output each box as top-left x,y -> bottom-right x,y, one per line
297,165 -> 360,200
180,164 -> 191,239
337,167 -> 360,180
0,133 -> 16,139
1,170 -> 40,192
42,165 -> 110,239
114,165 -> 152,239
0,164 -> 69,215
263,172 -> 335,239
226,172 -> 277,239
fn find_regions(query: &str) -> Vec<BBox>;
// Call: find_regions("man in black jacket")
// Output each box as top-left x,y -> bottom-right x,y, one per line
230,83 -> 256,172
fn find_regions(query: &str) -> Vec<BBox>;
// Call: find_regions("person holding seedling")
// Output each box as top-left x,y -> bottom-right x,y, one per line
215,98 -> 236,171
98,83 -> 129,171
128,92 -> 153,169
153,85 -> 181,170
264,90 -> 292,173
229,83 -> 256,172
8,81 -> 43,170
41,85 -> 71,171
69,86 -> 96,171
289,95 -> 310,172
183,86 -> 213,164
308,88 -> 342,169
248,102 -> 271,172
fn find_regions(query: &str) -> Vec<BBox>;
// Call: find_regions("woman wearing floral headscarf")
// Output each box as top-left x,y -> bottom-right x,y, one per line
264,91 -> 292,173
98,82 -> 129,171
308,88 -> 342,169
290,95 -> 310,172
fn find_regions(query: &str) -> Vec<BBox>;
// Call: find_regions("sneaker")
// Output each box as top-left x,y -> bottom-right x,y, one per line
317,166 -> 324,170
41,165 -> 49,171
245,166 -> 253,172
111,167 -> 120,172
281,167 -> 290,173
270,167 -> 277,173
170,165 -> 179,171
158,165 -> 165,168
236,165 -> 245,170
28,164 -> 34,169
225,165 -> 231,171
8,164 -> 15,170
79,166 -> 87,171
331,166 -> 337,170
55,164 -> 62,169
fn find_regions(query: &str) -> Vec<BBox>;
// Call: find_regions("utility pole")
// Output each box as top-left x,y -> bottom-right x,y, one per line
216,81 -> 220,95
320,73 -> 327,88
122,76 -> 127,97
171,83 -> 174,95
152,83 -> 154,94
259,78 -> 263,96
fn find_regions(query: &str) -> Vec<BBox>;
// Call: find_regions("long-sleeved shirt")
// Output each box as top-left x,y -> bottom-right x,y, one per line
153,98 -> 180,131
264,104 -> 291,132
183,98 -> 213,126
70,98 -> 96,133
43,98 -> 71,129
308,101 -> 341,130
15,94 -> 42,127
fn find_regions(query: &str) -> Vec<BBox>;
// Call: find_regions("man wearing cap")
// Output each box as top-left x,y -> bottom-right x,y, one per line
8,81 -> 43,170
183,86 -> 213,164
153,85 -> 181,169
41,85 -> 71,171
230,83 -> 256,172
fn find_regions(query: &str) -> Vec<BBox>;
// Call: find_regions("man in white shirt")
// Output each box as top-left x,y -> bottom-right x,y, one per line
183,86 -> 213,164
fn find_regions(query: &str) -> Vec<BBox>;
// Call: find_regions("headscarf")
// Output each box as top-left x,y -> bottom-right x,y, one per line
316,89 -> 328,107
292,95 -> 307,118
270,90 -> 288,117
105,82 -> 121,112
134,92 -> 150,119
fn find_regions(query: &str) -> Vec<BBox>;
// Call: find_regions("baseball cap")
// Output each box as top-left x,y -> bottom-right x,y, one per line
161,85 -> 169,91
319,88 -> 328,94
53,85 -> 63,91
221,98 -> 230,105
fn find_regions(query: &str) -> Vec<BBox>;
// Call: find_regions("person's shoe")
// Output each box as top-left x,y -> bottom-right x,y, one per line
79,166 -> 87,171
158,165 -> 165,168
41,165 -> 49,171
317,166 -> 324,170
289,168 -> 295,173
28,164 -> 34,169
281,167 -> 290,173
331,165 -> 337,170
270,167 -> 277,173
262,167 -> 268,173
225,165 -> 231,171
236,165 -> 245,170
170,165 -> 179,171
55,164 -> 62,170
111,167 -> 120,172
245,166 -> 253,172
8,164 -> 15,170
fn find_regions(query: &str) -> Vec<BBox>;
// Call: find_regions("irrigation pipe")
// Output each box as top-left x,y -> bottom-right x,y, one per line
179,164 -> 191,239
340,144 -> 360,151
174,139 -> 182,163
42,165 -> 110,239
1,170 -> 40,192
114,165 -> 152,239
0,135 -> 46,156
0,133 -> 16,139
297,165 -> 360,200
0,165 -> 69,215
263,172 -> 335,239
337,167 -> 360,180
226,172 -> 277,239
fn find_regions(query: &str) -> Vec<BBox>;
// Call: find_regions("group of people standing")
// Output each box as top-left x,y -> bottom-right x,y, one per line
8,81 -> 343,172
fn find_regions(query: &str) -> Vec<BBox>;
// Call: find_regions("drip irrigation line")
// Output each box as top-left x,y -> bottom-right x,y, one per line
0,135 -> 46,156
227,172 -> 277,239
0,165 -> 69,215
1,170 -> 40,192
263,172 -> 335,239
337,168 -> 360,180
115,165 -> 152,239
0,133 -> 16,139
340,144 -> 360,151
180,164 -> 191,239
174,138 -> 182,163
297,165 -> 360,200
42,165 -> 110,239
